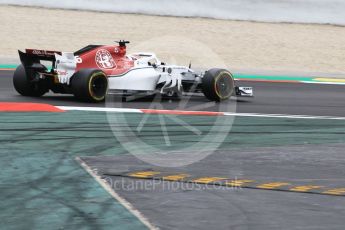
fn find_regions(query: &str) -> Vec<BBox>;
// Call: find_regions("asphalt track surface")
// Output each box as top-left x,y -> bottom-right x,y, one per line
82,147 -> 345,230
2,69 -> 345,229
2,69 -> 345,116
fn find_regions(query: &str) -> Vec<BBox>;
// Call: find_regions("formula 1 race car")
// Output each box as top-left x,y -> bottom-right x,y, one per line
13,40 -> 253,102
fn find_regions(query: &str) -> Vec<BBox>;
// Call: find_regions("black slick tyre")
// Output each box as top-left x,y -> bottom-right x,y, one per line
13,64 -> 48,97
202,68 -> 234,102
71,69 -> 108,102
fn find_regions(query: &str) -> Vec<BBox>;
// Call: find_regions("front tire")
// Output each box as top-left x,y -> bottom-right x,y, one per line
71,69 -> 108,102
13,64 -> 48,97
202,68 -> 234,102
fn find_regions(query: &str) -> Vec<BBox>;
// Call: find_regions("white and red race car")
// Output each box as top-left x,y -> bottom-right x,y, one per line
13,41 -> 253,102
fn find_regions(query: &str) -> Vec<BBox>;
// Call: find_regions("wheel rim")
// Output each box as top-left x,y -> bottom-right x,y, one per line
90,74 -> 107,100
215,72 -> 233,99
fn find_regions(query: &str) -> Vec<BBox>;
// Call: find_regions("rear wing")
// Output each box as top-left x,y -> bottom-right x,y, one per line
18,49 -> 77,85
18,49 -> 62,69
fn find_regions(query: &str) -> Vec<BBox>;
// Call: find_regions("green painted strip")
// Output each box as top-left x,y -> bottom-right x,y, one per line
233,73 -> 314,82
0,111 -> 154,229
0,64 -> 18,69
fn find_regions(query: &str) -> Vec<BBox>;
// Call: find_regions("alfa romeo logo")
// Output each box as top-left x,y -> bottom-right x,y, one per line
95,49 -> 116,69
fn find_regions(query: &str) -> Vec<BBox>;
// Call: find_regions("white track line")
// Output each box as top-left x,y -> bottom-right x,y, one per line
75,157 -> 158,230
57,106 -> 143,113
300,81 -> 345,85
235,78 -> 345,85
58,106 -> 345,120
223,112 -> 345,120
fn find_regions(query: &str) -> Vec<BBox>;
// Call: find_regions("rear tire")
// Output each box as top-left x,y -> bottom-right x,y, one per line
71,69 -> 108,102
202,68 -> 234,102
13,64 -> 48,97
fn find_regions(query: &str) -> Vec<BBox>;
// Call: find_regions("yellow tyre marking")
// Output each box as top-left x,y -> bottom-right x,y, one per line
88,72 -> 107,101
192,177 -> 228,184
225,179 -> 254,187
214,71 -> 234,100
162,174 -> 190,181
128,171 -> 161,178
257,182 -> 290,189
290,185 -> 324,192
322,188 -> 345,195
